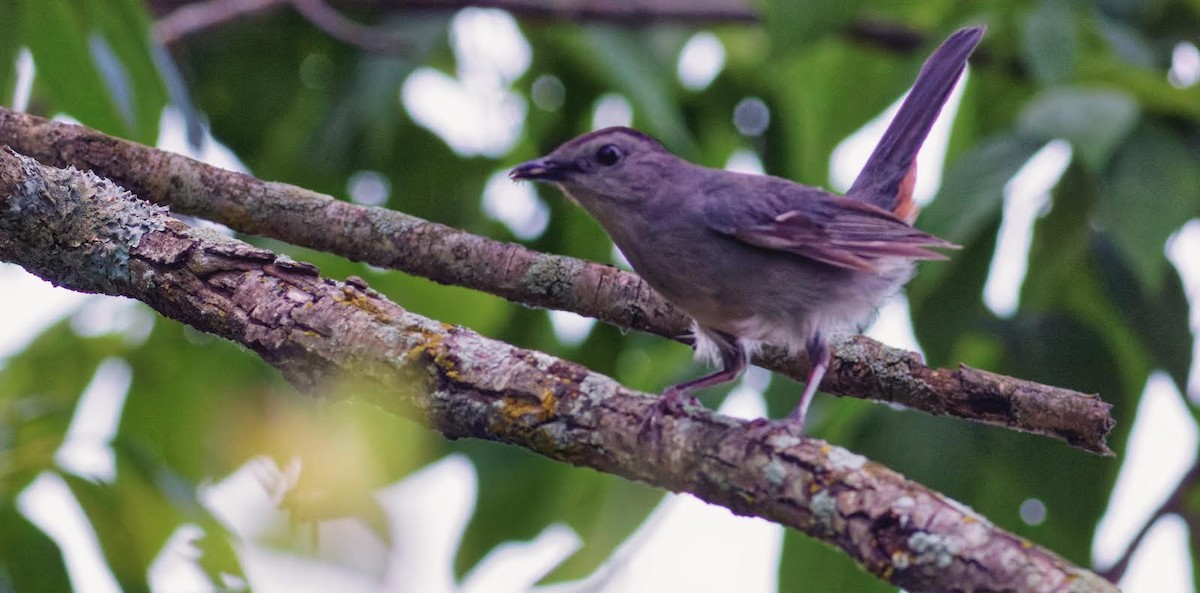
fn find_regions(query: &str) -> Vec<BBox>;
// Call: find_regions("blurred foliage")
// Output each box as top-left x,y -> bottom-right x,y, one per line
1,0 -> 1199,591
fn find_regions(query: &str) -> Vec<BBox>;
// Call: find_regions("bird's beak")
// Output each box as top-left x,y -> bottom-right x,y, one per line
509,159 -> 574,182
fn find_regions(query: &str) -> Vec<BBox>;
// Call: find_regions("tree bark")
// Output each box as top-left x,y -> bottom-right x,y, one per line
0,107 -> 1115,455
0,147 -> 1118,593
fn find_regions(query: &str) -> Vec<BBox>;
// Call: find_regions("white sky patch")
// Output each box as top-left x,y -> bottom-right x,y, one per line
724,148 -> 764,175
865,294 -> 923,358
400,8 -> 529,158
829,68 -> 970,204
1169,42 -> 1200,88
592,93 -> 633,130
1094,372 -> 1198,570
610,244 -> 632,270
451,8 -> 531,87
677,32 -> 725,91
483,169 -> 549,240
19,473 -> 122,593
377,455 -> 476,593
156,105 -> 249,173
560,384 -> 780,593
548,310 -> 595,346
983,140 -> 1072,317
0,265 -> 91,359
70,298 -> 155,347
1167,219 -> 1200,397
148,524 -> 214,592
55,358 -> 133,481
347,170 -> 391,206
462,524 -> 581,593
12,48 -> 33,110
401,69 -> 526,158
1118,514 -> 1195,592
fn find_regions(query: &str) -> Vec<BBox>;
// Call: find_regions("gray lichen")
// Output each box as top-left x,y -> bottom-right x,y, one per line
0,150 -> 168,293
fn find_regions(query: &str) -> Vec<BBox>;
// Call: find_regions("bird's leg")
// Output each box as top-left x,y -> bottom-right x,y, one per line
641,331 -> 747,440
785,335 -> 830,430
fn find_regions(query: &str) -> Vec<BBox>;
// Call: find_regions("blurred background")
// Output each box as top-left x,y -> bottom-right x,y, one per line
1,0 -> 1199,591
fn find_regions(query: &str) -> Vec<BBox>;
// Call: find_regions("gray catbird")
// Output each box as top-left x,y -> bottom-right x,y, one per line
510,26 -> 984,429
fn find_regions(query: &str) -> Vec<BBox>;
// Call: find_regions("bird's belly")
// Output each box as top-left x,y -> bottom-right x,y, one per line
638,244 -> 914,351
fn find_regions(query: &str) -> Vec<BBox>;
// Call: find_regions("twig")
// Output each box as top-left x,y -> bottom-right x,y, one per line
0,107 -> 1116,455
1098,458 -> 1200,582
154,0 -> 285,43
0,148 -> 1119,593
155,0 -> 413,53
148,0 -> 760,27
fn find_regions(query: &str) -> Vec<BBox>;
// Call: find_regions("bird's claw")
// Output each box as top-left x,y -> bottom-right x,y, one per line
638,388 -> 701,445
741,416 -> 805,457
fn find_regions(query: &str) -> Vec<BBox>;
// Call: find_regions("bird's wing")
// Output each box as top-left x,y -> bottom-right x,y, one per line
707,188 -> 958,273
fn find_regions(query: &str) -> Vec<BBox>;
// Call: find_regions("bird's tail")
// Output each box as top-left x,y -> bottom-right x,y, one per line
846,26 -> 985,222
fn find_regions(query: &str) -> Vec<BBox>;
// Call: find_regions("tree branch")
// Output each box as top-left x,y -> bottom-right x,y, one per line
0,107 -> 1115,455
0,147 -> 1117,593
148,0 -> 760,28
154,0 -> 414,53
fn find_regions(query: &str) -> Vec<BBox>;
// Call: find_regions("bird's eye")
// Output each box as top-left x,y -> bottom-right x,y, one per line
595,144 -> 622,166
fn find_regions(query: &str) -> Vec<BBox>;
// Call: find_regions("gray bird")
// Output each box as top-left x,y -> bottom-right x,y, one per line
510,26 -> 984,429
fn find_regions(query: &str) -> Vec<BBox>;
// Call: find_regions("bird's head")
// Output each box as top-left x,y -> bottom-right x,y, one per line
509,127 -> 674,207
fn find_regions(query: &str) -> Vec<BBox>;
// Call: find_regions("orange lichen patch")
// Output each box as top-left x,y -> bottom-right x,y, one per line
334,286 -> 391,322
499,388 -> 558,424
1021,539 -> 1034,549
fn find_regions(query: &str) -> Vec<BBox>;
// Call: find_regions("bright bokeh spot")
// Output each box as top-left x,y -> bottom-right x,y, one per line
400,8 -> 530,157
1169,42 -> 1200,88
592,93 -> 633,129
549,310 -> 595,346
482,169 -> 549,240
724,148 -> 764,175
347,170 -> 391,206
677,32 -> 725,91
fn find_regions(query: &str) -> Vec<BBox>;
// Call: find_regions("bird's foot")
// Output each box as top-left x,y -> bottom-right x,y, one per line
638,387 -> 702,445
741,416 -> 806,456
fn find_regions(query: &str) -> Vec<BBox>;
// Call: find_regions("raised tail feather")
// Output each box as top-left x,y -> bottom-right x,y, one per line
846,26 -> 985,221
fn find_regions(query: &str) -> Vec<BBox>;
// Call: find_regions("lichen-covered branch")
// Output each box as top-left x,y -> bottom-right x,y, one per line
0,148 -> 1116,593
0,108 -> 1114,455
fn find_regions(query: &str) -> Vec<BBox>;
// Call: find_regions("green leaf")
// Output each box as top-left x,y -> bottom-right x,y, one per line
0,0 -> 19,102
0,504 -> 72,593
779,530 -> 894,593
17,0 -> 126,135
771,38 -> 915,185
1097,123 -> 1200,294
82,0 -> 168,142
916,134 -> 1045,244
577,27 -> 696,157
0,319 -> 123,496
1020,0 -> 1078,84
61,472 -> 155,591
761,0 -> 866,50
1094,238 -> 1194,390
1017,87 -> 1140,171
